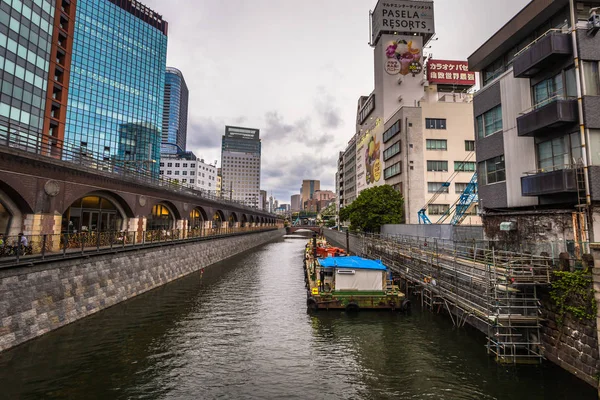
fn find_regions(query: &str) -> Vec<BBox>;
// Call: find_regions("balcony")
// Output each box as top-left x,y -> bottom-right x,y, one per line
517,98 -> 578,137
521,168 -> 577,197
513,32 -> 572,78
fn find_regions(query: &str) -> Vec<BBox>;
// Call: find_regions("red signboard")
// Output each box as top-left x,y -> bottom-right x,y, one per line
427,60 -> 476,86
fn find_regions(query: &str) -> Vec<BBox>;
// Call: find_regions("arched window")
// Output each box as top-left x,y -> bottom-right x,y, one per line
147,204 -> 174,231
62,196 -> 123,233
189,208 -> 203,230
213,212 -> 223,229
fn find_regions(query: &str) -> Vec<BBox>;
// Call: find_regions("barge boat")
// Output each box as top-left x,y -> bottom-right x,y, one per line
304,237 -> 408,311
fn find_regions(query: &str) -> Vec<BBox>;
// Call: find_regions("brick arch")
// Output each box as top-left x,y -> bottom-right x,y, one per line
62,190 -> 135,219
241,214 -> 248,224
148,199 -> 182,220
228,211 -> 239,223
190,205 -> 209,221
0,179 -> 34,215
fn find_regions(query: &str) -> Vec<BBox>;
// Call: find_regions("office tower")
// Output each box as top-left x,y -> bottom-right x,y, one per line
161,67 -> 188,155
64,0 -> 168,177
301,180 -> 320,210
221,126 -> 261,207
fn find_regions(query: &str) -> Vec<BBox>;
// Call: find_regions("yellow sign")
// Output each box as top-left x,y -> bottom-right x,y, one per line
373,159 -> 382,182
311,287 -> 319,295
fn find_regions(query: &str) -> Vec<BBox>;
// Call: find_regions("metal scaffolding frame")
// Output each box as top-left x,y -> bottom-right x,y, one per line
362,234 -> 552,364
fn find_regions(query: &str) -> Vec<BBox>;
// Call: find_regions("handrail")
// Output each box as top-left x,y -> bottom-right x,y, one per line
523,162 -> 582,175
0,227 -> 279,268
513,28 -> 568,59
519,94 -> 576,115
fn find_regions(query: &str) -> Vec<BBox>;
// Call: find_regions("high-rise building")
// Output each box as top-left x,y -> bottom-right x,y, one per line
216,168 -> 222,197
64,0 -> 168,177
161,67 -> 188,155
301,180 -> 320,210
221,126 -> 261,207
260,190 -> 267,211
468,0 -> 600,242
0,0 -> 60,148
291,194 -> 301,212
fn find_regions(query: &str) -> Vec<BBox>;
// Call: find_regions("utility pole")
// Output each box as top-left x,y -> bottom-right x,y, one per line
230,181 -> 233,201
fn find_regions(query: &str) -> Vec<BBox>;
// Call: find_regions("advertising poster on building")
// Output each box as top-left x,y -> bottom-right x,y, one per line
355,115 -> 383,194
379,34 -> 424,122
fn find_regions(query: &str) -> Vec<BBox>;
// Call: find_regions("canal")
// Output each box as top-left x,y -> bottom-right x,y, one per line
0,237 -> 596,399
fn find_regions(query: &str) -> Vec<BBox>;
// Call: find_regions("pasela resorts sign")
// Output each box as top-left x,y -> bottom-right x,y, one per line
371,0 -> 434,44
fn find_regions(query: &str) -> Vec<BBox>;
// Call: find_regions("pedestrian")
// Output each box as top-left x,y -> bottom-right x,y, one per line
0,233 -> 4,246
18,233 -> 28,247
319,268 -> 325,291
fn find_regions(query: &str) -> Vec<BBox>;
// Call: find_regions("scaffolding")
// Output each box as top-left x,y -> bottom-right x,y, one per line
362,234 -> 552,364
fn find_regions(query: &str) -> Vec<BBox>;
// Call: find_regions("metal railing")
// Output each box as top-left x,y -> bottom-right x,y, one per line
0,126 -> 275,216
0,226 -> 278,268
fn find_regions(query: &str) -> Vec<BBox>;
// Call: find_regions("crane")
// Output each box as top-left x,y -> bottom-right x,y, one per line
436,173 -> 479,225
417,153 -> 476,225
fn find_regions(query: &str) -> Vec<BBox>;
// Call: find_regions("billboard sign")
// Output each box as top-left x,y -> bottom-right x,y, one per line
371,1 -> 434,45
427,60 -> 476,86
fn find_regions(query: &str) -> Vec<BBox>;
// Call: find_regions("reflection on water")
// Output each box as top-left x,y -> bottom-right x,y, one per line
0,238 -> 595,399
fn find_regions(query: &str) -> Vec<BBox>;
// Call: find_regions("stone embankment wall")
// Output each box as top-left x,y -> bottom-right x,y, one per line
0,229 -> 284,352
540,287 -> 600,387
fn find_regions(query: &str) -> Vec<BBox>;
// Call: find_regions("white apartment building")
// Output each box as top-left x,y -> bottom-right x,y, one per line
160,154 -> 217,193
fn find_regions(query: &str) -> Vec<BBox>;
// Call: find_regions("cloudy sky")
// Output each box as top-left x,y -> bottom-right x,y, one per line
142,0 -> 530,203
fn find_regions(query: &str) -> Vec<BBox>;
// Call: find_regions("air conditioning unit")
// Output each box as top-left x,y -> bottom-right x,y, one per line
397,77 -> 403,85
398,95 -> 403,103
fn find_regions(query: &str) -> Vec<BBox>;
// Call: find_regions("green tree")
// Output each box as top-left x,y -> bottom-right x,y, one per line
339,185 -> 403,233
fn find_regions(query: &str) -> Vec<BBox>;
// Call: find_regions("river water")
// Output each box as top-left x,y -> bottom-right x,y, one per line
0,237 -> 596,399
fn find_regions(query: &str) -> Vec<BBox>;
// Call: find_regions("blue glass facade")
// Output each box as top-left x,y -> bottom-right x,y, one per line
65,0 -> 167,177
0,0 -> 55,141
162,67 -> 188,155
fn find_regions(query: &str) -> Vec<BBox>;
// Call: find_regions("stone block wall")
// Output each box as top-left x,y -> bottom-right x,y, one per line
540,287 -> 600,387
0,229 -> 283,352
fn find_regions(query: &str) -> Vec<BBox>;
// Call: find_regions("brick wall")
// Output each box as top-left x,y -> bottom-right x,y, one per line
0,229 -> 283,352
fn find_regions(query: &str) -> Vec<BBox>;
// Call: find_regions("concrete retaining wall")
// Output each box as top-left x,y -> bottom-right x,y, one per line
323,230 -> 365,256
381,224 -> 483,241
0,229 -> 284,352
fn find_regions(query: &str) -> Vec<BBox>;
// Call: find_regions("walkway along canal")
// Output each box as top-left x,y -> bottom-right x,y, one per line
0,237 -> 595,399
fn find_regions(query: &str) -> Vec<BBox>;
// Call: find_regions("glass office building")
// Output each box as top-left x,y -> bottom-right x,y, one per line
162,67 -> 188,155
221,126 -> 261,208
0,0 -> 55,143
65,0 -> 168,177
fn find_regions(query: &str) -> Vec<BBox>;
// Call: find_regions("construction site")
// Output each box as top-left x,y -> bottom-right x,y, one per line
324,231 -> 561,364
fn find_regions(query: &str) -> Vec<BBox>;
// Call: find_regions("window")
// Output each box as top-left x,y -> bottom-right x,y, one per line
159,170 -> 164,175
190,179 -> 195,184
537,133 -> 582,171
383,120 -> 401,143
191,171 -> 195,176
183,163 -> 188,168
383,141 -> 401,160
159,162 -> 164,167
476,105 -> 503,138
425,118 -> 446,129
455,182 -> 469,194
175,163 -> 180,167
182,179 -> 187,183
479,156 -> 506,185
167,163 -> 172,167
182,171 -> 187,176
427,160 -> 448,172
455,161 -> 476,172
166,170 -> 172,175
384,162 -> 402,179
428,182 -> 449,193
583,61 -> 599,96
191,163 -> 196,168
483,58 -> 504,86
174,171 -> 180,175
429,204 -> 450,215
533,73 -> 564,108
426,139 -> 447,150
465,140 -> 475,152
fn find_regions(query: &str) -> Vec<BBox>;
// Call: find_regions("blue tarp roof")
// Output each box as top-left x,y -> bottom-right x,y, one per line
318,256 -> 387,271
